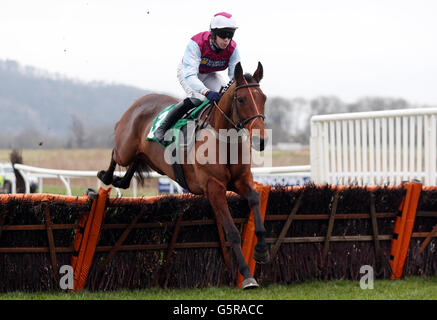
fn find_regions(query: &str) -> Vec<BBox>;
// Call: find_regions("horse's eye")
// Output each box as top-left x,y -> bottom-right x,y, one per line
237,98 -> 244,104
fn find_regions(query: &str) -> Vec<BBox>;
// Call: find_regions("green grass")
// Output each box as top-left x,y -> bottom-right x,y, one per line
1,277 -> 436,300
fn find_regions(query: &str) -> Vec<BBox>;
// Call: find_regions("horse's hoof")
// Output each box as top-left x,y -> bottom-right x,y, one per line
242,277 -> 259,290
112,177 -> 130,189
97,170 -> 112,185
253,248 -> 270,264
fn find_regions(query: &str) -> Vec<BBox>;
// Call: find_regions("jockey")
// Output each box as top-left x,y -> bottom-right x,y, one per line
154,12 -> 241,144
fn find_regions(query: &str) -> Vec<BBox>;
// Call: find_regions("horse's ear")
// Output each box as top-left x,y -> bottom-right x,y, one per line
234,62 -> 244,85
253,62 -> 263,83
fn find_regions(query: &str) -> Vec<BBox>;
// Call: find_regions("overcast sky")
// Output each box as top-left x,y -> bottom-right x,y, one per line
1,0 -> 436,105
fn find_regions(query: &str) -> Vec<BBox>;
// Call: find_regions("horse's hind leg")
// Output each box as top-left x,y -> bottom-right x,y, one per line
111,158 -> 138,189
97,149 -> 117,185
206,177 -> 258,289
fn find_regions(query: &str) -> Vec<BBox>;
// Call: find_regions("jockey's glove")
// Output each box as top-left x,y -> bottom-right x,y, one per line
205,90 -> 221,103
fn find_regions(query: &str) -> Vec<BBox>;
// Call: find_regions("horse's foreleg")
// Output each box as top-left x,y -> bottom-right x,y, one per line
97,149 -> 117,185
234,182 -> 269,264
206,178 -> 258,289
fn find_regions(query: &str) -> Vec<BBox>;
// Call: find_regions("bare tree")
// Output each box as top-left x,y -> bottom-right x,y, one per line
69,115 -> 86,148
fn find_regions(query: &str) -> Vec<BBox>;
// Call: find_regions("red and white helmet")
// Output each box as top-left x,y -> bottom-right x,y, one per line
210,12 -> 238,30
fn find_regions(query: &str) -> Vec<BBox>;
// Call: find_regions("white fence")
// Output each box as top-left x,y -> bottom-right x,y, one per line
310,108 -> 437,186
13,163 -> 311,196
13,163 -> 168,196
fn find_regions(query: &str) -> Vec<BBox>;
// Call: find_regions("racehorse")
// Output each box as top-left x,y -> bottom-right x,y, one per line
97,62 -> 269,289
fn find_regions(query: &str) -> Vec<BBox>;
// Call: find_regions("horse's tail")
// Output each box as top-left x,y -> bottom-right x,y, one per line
134,154 -> 152,186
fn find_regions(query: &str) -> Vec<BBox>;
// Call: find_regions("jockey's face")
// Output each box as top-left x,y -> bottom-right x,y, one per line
214,35 -> 231,50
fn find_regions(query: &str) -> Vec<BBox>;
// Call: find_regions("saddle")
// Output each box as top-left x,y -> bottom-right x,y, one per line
146,100 -> 213,191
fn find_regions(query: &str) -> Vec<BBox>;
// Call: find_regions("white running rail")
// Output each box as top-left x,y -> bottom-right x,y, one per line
310,108 -> 437,186
13,164 -> 160,197
13,164 -> 311,196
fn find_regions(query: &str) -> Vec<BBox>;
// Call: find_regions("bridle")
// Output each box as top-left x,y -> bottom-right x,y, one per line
214,81 -> 265,131
233,83 -> 265,130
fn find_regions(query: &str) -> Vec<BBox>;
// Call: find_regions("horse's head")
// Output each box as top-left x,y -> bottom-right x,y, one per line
229,61 -> 268,151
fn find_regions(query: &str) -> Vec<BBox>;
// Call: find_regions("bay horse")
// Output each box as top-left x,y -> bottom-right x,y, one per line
97,62 -> 269,289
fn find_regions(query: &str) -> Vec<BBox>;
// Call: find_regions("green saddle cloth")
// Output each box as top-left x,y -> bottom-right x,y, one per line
146,99 -> 211,147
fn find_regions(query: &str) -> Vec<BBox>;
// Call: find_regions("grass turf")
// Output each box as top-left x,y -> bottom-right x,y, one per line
1,276 -> 436,300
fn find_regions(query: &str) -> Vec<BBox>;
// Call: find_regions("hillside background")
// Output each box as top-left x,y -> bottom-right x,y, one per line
1,59 -> 435,149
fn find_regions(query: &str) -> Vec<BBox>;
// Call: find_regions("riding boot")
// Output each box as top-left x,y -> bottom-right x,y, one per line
154,98 -> 198,145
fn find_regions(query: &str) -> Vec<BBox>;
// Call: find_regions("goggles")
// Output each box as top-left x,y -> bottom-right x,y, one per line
214,28 -> 235,39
